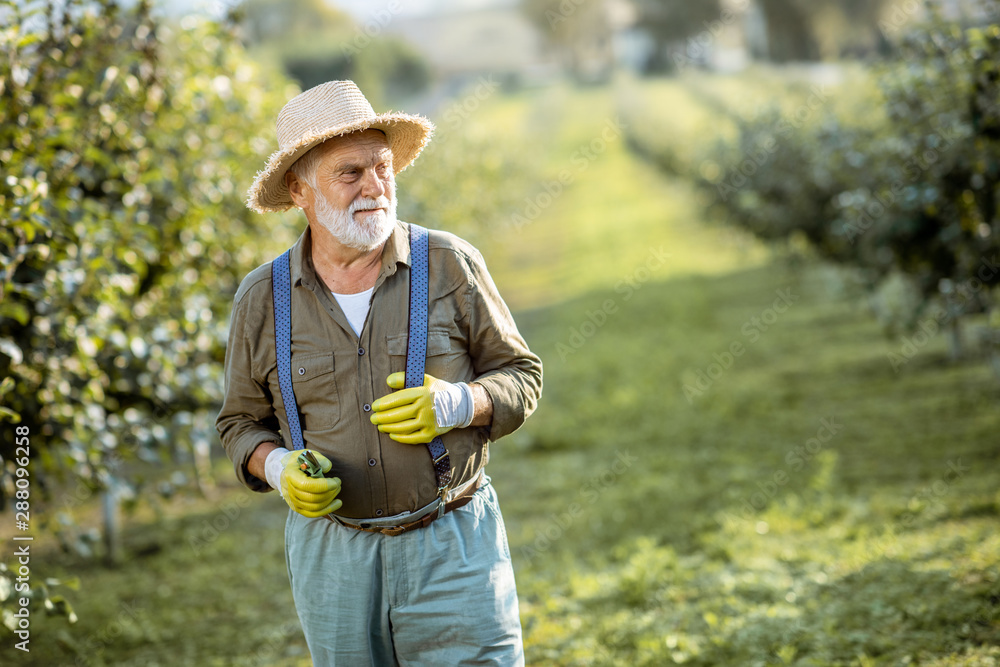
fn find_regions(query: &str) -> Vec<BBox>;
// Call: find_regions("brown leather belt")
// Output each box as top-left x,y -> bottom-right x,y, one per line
323,476 -> 484,537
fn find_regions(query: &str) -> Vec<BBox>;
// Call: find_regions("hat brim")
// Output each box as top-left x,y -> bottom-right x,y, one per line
246,112 -> 434,213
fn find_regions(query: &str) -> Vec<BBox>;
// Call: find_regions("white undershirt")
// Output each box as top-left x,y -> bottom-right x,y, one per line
331,287 -> 374,337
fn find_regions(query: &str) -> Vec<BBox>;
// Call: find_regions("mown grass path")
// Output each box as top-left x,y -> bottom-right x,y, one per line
482,83 -> 1000,666
478,83 -> 768,311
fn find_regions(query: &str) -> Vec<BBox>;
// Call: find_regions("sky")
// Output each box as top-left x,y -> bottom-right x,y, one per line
160,0 -> 516,21
331,0 -> 515,21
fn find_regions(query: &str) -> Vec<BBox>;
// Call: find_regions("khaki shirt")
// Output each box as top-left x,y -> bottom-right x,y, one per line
215,221 -> 542,519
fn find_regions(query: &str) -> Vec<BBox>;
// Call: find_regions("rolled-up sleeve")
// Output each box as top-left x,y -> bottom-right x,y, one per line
215,294 -> 282,493
461,248 -> 543,441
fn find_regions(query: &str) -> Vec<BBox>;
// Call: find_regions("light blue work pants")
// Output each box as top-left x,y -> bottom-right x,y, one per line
284,478 -> 524,666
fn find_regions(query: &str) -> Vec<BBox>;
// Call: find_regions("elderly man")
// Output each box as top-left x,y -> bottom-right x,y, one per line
215,80 -> 542,665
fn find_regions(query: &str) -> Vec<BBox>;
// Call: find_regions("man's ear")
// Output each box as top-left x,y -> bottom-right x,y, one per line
285,170 -> 311,209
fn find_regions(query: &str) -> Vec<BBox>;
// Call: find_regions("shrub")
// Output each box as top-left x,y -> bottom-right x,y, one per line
0,0 -> 295,550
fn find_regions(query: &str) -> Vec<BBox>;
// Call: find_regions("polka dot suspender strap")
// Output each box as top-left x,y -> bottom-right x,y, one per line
271,250 -> 305,451
406,224 -> 454,508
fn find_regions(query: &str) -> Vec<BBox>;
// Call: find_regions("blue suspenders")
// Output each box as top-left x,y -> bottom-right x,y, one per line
404,224 -> 454,498
271,249 -> 305,452
270,224 -> 453,503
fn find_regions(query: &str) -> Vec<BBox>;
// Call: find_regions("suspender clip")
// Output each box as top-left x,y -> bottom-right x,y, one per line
436,483 -> 451,518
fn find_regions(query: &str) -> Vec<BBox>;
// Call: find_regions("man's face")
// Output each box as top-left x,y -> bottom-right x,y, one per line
301,129 -> 397,251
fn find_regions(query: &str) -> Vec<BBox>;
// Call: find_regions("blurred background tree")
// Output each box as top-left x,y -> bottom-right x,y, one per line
624,2 -> 1000,357
753,0 -> 895,61
0,0 -> 297,577
230,0 -> 431,106
630,0 -> 895,69
628,0 -> 724,71
520,0 -> 617,82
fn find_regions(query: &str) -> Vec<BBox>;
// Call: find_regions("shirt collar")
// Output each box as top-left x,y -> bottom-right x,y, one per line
289,221 -> 411,289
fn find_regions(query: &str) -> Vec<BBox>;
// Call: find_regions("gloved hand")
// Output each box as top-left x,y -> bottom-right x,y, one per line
264,447 -> 342,517
369,372 -> 473,444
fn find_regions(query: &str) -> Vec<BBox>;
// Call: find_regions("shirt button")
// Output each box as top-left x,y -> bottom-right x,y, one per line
368,458 -> 377,467
363,403 -> 371,412
375,509 -> 383,516
358,347 -> 365,356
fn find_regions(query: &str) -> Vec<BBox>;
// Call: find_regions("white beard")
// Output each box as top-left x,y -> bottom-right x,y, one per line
314,181 -> 397,252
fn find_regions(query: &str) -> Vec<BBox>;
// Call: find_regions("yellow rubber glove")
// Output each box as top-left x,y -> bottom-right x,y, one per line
279,450 -> 342,517
370,372 -> 470,445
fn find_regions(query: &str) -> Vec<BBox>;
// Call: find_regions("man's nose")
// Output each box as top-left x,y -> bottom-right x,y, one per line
360,168 -> 386,199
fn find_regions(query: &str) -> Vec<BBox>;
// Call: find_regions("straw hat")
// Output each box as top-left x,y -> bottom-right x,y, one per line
246,80 -> 434,213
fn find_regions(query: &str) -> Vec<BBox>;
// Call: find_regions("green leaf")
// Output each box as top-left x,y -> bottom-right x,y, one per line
0,300 -> 29,325
0,338 -> 23,364
16,220 -> 38,243
44,577 -> 81,591
16,33 -> 41,49
45,596 -> 77,623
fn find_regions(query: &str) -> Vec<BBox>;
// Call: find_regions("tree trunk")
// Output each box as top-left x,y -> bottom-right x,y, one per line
756,0 -> 821,62
192,437 -> 216,498
987,306 -> 1000,382
991,347 -> 1000,383
946,317 -> 962,361
102,489 -> 121,565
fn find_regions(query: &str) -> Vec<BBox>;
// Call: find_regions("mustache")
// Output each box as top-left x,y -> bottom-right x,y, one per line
350,197 -> 391,213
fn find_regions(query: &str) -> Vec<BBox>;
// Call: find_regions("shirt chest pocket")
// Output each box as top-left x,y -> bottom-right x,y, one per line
289,351 -> 340,430
386,329 -> 462,380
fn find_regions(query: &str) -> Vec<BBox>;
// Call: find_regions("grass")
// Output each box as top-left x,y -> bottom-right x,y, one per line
501,261 -> 1000,665
5,80 -> 999,666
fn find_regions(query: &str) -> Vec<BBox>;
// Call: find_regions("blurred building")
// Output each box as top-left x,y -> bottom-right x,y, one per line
336,0 -> 999,91
937,0 -> 998,21
379,0 -> 646,86
382,2 -> 556,85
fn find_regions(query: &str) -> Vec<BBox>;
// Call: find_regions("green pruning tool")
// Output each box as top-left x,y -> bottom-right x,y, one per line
296,450 -> 327,479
